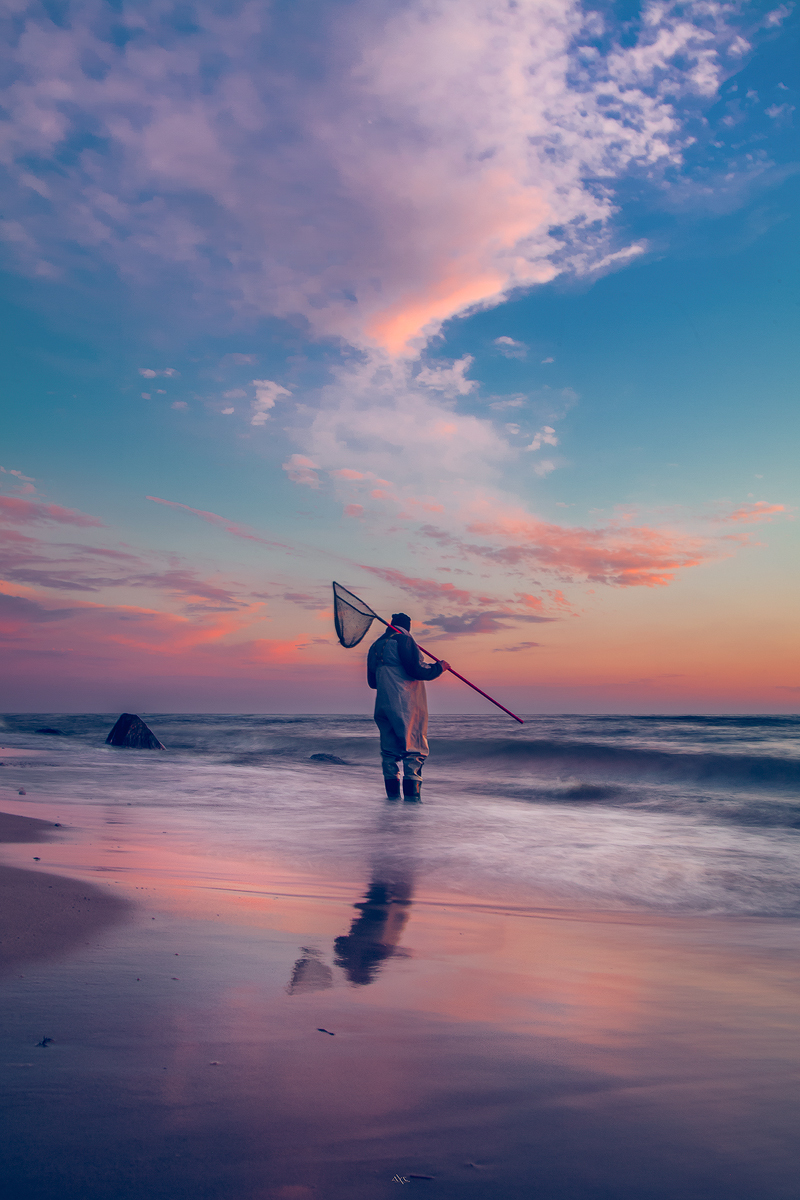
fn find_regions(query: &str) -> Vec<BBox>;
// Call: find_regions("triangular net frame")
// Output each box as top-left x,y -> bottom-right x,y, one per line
333,581 -> 379,648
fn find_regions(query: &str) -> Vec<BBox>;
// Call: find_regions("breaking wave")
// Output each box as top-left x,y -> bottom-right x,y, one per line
2,712 -> 799,916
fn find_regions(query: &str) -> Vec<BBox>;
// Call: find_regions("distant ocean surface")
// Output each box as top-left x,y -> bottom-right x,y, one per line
1,713 -> 799,918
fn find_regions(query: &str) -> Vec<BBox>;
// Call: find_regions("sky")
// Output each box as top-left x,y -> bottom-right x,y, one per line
0,0 -> 797,715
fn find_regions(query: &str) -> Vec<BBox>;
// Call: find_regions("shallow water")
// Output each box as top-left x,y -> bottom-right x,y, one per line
2,713 -> 800,1200
1,712 -> 799,916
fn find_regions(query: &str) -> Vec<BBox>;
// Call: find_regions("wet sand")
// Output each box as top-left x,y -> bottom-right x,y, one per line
1,798 -> 800,1199
0,811 -> 130,969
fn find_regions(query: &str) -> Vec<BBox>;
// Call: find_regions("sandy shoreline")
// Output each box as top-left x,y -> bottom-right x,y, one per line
0,811 -> 131,971
1,797 -> 800,1199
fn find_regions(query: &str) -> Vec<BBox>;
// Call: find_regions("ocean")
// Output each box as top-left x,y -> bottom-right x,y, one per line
4,711 -> 800,1200
2,711 -> 798,917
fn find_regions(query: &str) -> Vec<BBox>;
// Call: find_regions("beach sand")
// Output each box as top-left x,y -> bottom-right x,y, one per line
0,811 -> 130,970
1,797 -> 800,1200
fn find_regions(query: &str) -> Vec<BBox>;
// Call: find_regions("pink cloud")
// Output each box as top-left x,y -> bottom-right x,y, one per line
0,593 -> 254,656
399,496 -> 446,514
360,565 -> 476,607
146,496 -> 289,548
331,469 -> 366,481
0,587 -> 314,687
356,568 -> 560,635
281,456 -> 320,489
515,593 -> 545,612
418,499 -> 783,590
0,495 -> 103,527
416,505 -> 715,588
493,641 -> 541,652
722,501 -> 787,524
0,489 -> 312,636
546,589 -> 572,610
344,504 -> 364,517
469,520 -> 708,587
0,514 -> 254,611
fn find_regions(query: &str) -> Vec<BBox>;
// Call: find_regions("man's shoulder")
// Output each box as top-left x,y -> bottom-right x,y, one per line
368,631 -> 392,654
395,632 -> 420,660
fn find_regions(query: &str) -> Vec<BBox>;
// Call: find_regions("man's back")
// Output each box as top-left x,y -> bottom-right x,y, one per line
366,620 -> 447,799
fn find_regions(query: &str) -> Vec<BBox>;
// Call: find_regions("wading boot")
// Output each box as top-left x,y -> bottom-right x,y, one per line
402,779 -> 422,801
384,778 -> 401,799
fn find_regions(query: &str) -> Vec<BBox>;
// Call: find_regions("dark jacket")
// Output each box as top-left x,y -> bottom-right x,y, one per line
367,629 -> 443,689
366,628 -> 444,756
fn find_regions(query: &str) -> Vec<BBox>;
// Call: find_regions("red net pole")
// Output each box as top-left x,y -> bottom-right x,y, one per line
375,616 -> 524,725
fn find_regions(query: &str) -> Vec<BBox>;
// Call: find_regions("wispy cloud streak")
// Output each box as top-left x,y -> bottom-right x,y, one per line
0,495 -> 103,527
146,496 -> 290,548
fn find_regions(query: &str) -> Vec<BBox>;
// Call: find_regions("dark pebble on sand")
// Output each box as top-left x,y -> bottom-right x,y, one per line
18,789 -> 26,795
317,1028 -> 335,1035
310,753 -> 348,765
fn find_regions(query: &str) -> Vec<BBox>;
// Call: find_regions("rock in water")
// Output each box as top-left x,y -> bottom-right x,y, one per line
35,727 -> 65,736
106,713 -> 165,750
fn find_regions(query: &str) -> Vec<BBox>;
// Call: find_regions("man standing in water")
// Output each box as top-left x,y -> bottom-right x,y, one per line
367,613 -> 449,800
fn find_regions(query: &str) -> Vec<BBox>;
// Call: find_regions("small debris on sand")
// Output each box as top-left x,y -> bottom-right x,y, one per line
18,789 -> 26,795
316,1027 -> 335,1035
36,1037 -> 53,1048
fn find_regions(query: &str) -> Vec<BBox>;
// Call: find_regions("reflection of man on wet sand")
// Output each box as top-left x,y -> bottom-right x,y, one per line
285,870 -> 414,993
286,805 -> 417,992
333,870 -> 413,986
285,947 -> 333,995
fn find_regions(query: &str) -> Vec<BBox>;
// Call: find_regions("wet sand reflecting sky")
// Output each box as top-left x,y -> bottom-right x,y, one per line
2,794 -> 800,1199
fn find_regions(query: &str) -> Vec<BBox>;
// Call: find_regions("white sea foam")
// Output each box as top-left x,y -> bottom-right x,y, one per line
1,713 -> 799,917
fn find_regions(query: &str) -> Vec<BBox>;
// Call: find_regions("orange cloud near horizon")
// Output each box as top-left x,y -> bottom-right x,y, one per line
1,478 -> 794,713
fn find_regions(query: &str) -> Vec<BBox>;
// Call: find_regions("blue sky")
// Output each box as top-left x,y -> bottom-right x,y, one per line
0,0 -> 797,712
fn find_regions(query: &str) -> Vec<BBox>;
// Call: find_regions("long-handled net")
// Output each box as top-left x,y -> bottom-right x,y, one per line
332,581 -> 524,724
333,580 -> 379,647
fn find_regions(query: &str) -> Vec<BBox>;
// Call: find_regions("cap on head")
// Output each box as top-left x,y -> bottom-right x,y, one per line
391,613 -> 411,631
